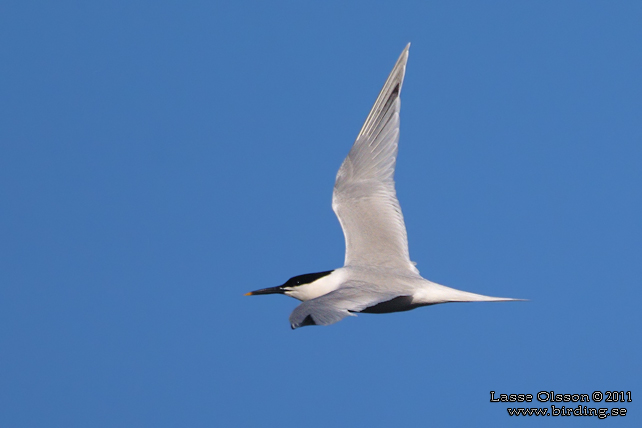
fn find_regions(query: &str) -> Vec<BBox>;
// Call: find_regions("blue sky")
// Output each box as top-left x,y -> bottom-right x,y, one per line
1,1 -> 640,426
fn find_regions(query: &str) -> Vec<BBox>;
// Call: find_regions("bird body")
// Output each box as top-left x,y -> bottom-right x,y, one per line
246,44 -> 522,329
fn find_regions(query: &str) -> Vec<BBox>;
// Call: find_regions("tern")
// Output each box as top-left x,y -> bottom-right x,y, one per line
246,44 -> 521,329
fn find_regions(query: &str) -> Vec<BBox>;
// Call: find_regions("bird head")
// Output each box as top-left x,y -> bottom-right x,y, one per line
245,270 -> 335,301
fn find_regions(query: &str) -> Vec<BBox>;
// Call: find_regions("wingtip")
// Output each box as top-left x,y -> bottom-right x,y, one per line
396,44 -> 410,81
399,43 -> 410,63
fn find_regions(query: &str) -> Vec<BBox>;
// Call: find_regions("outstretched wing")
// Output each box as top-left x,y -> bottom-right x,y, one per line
332,44 -> 418,274
289,281 -> 400,329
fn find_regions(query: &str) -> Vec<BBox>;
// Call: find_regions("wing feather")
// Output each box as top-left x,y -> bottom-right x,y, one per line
289,281 -> 400,329
332,44 -> 418,273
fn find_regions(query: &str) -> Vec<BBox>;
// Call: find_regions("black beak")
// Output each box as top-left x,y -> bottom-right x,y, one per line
244,285 -> 286,296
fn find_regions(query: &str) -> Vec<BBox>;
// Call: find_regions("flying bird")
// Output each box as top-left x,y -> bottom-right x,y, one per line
246,44 -> 522,329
